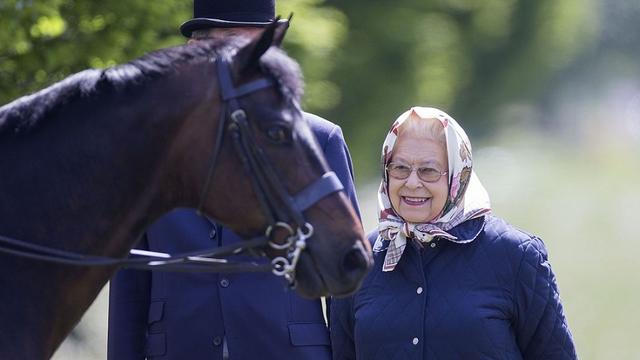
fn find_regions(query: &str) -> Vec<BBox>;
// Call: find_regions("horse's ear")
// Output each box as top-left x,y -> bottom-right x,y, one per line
235,18 -> 279,72
272,14 -> 293,48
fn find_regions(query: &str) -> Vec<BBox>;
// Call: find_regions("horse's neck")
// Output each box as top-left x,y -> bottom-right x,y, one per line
1,108 -> 167,252
0,80 -> 215,358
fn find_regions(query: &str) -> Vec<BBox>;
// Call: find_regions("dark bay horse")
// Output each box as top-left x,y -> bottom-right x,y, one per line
0,23 -> 371,359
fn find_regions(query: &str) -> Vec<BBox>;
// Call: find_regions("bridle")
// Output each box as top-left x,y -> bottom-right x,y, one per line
0,56 -> 345,286
194,56 -> 345,282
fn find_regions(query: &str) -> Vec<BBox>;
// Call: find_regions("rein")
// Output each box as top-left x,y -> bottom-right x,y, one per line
0,57 -> 344,285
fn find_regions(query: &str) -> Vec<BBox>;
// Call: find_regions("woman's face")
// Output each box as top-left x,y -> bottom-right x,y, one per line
388,132 -> 449,223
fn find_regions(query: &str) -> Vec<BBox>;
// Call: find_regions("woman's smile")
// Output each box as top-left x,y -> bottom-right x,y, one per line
401,196 -> 430,206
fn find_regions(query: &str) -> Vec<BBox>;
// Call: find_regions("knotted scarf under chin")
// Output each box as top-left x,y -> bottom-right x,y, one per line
375,216 -> 460,272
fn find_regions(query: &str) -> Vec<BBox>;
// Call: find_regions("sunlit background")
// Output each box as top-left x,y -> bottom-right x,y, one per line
2,0 -> 639,359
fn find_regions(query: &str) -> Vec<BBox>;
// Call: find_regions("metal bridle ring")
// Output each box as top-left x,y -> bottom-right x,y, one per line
266,222 -> 296,250
271,256 -> 290,277
230,109 -> 246,123
298,223 -> 314,240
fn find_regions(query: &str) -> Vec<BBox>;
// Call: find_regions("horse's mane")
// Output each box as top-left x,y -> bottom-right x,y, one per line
0,37 -> 303,137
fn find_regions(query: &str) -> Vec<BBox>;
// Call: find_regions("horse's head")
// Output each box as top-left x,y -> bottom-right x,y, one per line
194,21 -> 372,298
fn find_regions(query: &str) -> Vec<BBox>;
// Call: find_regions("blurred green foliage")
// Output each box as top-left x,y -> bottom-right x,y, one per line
326,0 -> 602,180
0,0 -> 346,114
276,0 -> 348,111
0,0 -> 189,102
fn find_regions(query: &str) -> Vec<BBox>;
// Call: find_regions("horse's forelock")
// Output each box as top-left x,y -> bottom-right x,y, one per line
261,47 -> 304,104
181,37 -> 304,103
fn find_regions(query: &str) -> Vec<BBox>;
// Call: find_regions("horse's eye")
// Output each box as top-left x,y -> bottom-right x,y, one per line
266,126 -> 289,143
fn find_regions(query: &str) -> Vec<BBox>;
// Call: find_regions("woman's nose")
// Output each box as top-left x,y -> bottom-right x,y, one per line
404,169 -> 423,188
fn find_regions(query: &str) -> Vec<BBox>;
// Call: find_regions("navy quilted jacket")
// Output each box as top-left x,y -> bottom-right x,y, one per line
331,215 -> 577,359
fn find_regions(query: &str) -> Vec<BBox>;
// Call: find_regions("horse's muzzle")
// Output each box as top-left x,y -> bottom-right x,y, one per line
334,240 -> 372,296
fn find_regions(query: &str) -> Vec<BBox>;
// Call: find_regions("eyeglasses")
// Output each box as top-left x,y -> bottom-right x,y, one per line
386,162 -> 448,183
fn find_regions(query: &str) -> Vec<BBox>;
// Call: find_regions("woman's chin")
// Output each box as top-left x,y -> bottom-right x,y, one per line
399,209 -> 433,223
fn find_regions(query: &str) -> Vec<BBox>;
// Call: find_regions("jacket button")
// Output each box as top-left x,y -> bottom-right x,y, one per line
209,226 -> 217,239
213,336 -> 222,346
412,337 -> 419,345
430,242 -> 436,248
220,278 -> 230,288
416,287 -> 423,294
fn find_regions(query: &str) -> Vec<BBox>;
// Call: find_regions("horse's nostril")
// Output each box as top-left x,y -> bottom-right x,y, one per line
341,242 -> 371,274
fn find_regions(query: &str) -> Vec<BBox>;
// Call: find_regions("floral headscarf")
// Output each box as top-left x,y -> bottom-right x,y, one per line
374,107 -> 492,272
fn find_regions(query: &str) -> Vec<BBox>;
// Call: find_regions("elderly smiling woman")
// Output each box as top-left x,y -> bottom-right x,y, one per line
330,107 -> 577,359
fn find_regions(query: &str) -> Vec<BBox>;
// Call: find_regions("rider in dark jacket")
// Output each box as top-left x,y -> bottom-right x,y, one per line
109,112 -> 360,360
107,1 -> 361,359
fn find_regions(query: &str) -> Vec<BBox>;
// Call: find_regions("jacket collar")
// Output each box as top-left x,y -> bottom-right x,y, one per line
442,215 -> 486,244
396,216 -> 487,284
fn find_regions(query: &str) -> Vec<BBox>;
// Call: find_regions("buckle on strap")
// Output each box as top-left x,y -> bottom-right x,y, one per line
292,171 -> 344,212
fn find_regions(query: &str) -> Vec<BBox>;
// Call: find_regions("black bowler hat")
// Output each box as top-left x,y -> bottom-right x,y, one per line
180,0 -> 284,37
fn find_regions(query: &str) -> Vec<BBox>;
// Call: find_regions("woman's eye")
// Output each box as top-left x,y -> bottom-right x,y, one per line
391,164 -> 409,172
419,168 -> 439,175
